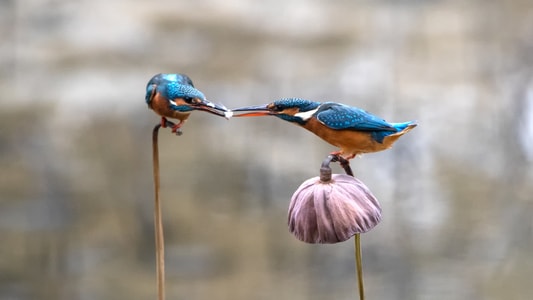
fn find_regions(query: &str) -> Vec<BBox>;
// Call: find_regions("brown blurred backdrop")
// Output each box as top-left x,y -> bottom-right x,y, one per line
1,0 -> 533,299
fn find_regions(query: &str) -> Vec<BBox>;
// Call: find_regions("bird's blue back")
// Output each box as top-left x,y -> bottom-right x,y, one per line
316,102 -> 415,143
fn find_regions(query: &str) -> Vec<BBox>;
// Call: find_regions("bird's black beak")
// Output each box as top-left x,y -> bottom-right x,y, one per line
231,104 -> 271,117
195,99 -> 233,119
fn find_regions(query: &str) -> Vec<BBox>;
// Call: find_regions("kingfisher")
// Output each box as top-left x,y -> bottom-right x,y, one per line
145,73 -> 232,133
232,98 -> 417,159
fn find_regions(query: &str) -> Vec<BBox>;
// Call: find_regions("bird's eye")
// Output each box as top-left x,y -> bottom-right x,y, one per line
272,105 -> 284,112
183,97 -> 194,104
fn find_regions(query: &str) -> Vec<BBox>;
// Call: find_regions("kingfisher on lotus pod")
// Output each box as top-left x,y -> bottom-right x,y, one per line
232,98 -> 417,159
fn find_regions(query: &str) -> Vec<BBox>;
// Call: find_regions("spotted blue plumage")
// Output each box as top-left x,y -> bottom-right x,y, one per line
316,103 -> 393,130
273,98 -> 321,111
164,81 -> 206,101
316,102 -> 414,143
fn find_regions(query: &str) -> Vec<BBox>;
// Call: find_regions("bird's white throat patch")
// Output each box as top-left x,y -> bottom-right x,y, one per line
294,108 -> 319,121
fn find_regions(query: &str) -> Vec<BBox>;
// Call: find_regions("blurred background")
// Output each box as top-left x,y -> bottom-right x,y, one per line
1,0 -> 533,299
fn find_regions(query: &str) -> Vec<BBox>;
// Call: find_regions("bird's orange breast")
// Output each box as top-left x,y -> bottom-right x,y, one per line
149,93 -> 190,121
301,118 -> 408,156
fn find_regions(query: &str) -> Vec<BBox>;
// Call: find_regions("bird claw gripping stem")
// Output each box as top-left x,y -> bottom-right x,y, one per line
323,154 -> 354,177
160,119 -> 183,136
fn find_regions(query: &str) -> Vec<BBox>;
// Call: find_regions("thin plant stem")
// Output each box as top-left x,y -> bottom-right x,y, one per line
354,233 -> 365,300
151,119 -> 178,300
152,123 -> 165,300
323,154 -> 364,300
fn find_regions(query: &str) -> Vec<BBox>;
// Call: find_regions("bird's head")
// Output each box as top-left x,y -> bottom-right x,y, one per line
232,98 -> 321,124
145,73 -> 231,118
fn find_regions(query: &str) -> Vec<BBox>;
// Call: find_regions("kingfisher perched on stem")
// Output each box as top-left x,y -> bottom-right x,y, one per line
145,73 -> 232,133
232,98 -> 417,159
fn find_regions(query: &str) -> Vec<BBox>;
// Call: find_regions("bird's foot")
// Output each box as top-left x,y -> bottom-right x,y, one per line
344,154 -> 356,160
329,150 -> 342,156
160,117 -> 169,128
160,117 -> 183,136
170,121 -> 184,136
329,151 -> 356,161
328,152 -> 354,176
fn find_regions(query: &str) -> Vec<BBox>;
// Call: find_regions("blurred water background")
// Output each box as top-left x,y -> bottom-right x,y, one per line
1,0 -> 533,299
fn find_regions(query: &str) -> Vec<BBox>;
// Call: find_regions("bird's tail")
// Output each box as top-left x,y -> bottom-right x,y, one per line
392,121 -> 417,133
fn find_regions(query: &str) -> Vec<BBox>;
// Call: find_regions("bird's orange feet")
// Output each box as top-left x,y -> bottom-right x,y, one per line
170,121 -> 183,133
329,150 -> 356,160
344,154 -> 356,160
160,117 -> 184,135
330,150 -> 342,157
328,151 -> 354,176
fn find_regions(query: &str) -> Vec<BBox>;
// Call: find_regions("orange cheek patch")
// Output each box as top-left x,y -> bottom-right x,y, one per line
283,107 -> 299,115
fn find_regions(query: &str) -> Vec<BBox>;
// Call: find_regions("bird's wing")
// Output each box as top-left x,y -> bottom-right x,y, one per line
315,103 -> 396,131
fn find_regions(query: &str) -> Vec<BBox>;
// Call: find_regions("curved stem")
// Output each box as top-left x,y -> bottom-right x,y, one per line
151,118 -> 180,300
320,155 -> 334,182
322,154 -> 362,300
152,124 -> 165,300
321,154 -> 354,176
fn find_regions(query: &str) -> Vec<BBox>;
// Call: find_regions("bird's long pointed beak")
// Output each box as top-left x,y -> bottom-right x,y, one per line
196,100 -> 233,119
231,104 -> 270,117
